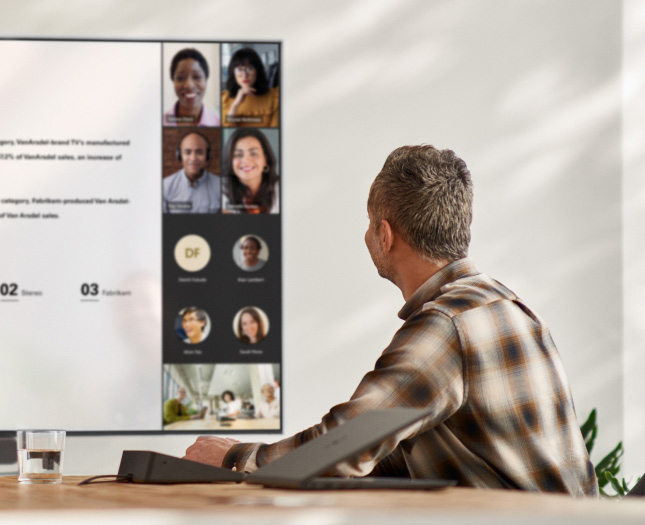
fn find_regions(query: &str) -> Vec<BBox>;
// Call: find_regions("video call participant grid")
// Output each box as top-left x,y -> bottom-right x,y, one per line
160,41 -> 282,433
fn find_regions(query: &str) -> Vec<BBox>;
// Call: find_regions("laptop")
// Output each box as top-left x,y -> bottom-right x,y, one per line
118,408 -> 455,490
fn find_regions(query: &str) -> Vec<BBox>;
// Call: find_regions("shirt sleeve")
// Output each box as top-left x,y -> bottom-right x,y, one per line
222,309 -> 464,475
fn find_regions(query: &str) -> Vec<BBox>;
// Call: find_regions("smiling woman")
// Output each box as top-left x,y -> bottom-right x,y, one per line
222,128 -> 279,214
234,306 -> 269,345
164,47 -> 220,127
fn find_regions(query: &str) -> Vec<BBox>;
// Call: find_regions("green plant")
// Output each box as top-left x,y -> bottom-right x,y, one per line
580,409 -> 638,498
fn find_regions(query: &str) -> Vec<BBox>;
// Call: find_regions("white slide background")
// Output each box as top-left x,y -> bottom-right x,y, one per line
0,41 -> 162,430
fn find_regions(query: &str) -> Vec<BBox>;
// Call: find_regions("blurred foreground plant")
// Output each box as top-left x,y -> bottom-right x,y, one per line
580,409 -> 639,498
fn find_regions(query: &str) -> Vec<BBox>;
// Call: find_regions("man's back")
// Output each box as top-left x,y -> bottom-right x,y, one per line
185,144 -> 597,497
395,259 -> 597,494
222,259 -> 597,496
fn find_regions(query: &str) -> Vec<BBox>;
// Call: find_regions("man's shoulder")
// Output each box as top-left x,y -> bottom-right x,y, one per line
423,273 -> 518,318
163,170 -> 183,188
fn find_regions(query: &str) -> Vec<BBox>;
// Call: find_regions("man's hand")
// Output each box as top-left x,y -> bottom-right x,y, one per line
184,436 -> 240,467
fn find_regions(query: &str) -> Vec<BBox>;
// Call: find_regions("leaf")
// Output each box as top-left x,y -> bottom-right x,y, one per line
577,410 -> 638,498
585,426 -> 597,455
580,409 -> 597,434
607,473 -> 625,496
595,441 -> 623,474
580,410 -> 598,454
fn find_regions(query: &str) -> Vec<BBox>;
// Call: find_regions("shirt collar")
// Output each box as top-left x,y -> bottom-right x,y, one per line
182,169 -> 205,187
398,257 -> 480,320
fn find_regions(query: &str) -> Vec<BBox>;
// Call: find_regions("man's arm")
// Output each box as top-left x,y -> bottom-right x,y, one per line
185,311 -> 464,475
367,447 -> 411,478
184,436 -> 241,466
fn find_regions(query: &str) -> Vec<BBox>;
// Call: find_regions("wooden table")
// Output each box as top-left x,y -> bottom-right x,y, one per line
0,476 -> 643,524
163,416 -> 280,431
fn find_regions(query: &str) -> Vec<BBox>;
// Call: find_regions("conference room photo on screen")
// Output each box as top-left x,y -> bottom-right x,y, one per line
0,38 -> 282,435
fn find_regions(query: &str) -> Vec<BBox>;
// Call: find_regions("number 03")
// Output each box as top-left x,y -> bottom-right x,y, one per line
81,283 -> 99,296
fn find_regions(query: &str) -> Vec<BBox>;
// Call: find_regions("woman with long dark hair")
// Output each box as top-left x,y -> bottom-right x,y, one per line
222,47 -> 279,127
236,307 -> 267,344
222,129 -> 279,214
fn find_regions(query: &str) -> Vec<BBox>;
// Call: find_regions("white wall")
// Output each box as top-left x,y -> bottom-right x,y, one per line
623,0 -> 645,482
0,0 -> 639,478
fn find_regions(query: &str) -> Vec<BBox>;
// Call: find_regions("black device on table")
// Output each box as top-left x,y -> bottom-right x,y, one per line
117,408 -> 456,490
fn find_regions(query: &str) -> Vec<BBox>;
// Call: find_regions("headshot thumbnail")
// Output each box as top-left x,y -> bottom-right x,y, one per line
233,306 -> 269,345
163,43 -> 221,127
221,43 -> 279,127
233,234 -> 269,272
222,128 -> 279,214
163,129 -> 221,214
175,306 -> 211,345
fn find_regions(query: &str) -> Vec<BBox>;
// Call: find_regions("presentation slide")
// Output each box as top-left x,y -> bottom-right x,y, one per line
0,39 -> 282,433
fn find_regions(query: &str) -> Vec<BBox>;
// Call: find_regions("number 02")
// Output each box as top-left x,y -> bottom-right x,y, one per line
0,283 -> 18,296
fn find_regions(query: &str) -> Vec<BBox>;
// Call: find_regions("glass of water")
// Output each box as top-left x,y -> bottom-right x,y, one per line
16,430 -> 65,484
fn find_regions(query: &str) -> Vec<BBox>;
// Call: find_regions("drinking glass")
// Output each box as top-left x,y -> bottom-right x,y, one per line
17,430 -> 65,484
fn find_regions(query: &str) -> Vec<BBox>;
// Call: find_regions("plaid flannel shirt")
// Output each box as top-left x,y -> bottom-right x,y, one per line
223,258 -> 598,495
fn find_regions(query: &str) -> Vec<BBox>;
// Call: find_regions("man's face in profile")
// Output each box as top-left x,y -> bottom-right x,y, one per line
365,209 -> 395,283
180,133 -> 209,182
177,388 -> 187,402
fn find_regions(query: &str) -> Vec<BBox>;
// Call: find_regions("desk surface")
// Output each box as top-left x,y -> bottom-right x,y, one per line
0,476 -> 644,524
163,416 -> 280,431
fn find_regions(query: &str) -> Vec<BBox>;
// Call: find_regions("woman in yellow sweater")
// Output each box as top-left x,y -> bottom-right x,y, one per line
222,47 -> 279,127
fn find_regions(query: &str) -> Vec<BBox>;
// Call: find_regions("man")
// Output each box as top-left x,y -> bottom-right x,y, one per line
163,388 -> 203,425
255,383 -> 280,419
163,132 -> 220,213
237,235 -> 266,271
180,307 -> 208,345
185,145 -> 597,495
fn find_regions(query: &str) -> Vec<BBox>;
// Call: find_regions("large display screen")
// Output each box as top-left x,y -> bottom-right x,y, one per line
0,39 -> 282,433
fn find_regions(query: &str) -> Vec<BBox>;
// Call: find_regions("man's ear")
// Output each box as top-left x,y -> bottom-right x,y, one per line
380,219 -> 394,253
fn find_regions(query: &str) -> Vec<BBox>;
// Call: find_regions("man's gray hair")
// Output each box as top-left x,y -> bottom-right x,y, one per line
368,145 -> 473,262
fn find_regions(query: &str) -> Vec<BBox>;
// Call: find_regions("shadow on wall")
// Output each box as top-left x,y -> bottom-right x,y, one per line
279,0 -> 624,453
0,0 -> 628,469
